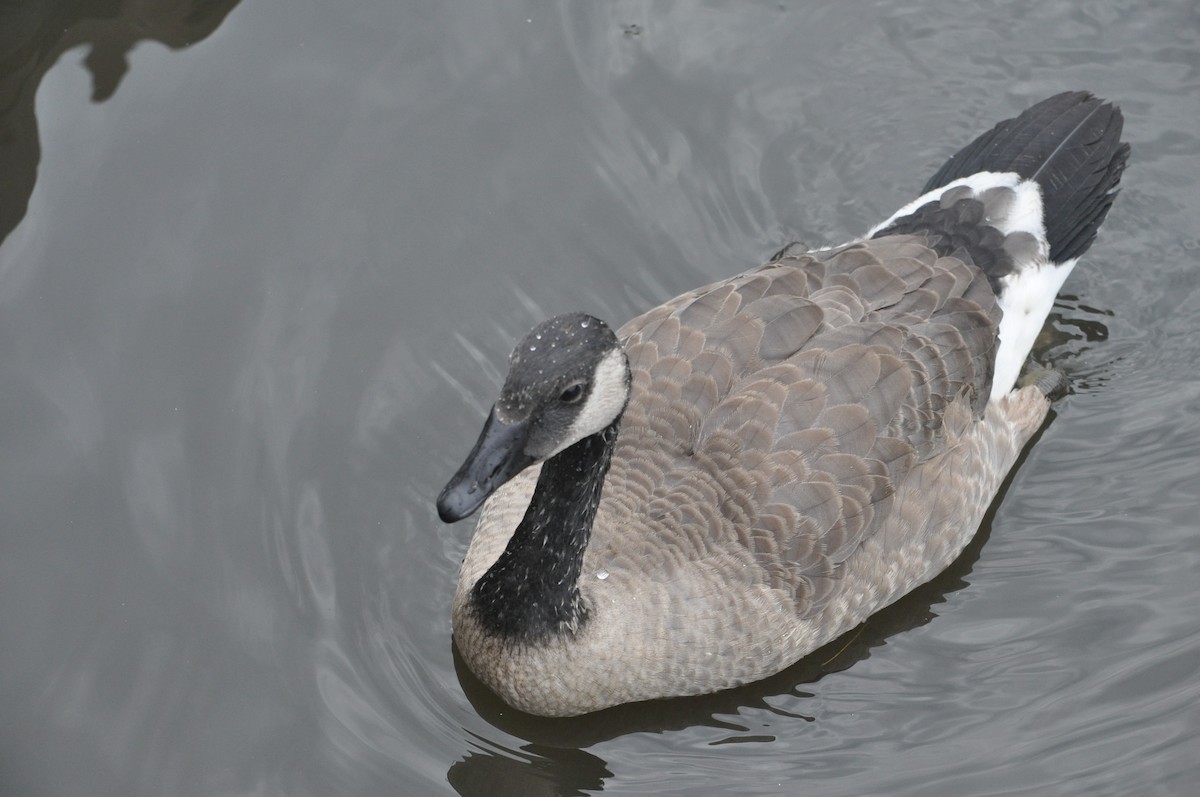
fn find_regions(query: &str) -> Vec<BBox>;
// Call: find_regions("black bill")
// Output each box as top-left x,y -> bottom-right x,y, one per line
436,407 -> 534,522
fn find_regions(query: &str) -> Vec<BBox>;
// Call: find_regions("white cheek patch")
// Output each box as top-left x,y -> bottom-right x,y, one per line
564,349 -> 629,446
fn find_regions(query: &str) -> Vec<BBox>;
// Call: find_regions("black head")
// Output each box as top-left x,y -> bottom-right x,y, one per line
436,313 -> 630,522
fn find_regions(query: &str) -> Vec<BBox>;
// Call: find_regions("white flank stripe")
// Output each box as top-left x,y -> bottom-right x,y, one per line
991,258 -> 1077,399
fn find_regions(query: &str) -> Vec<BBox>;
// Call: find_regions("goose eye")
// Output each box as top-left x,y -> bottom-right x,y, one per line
559,383 -> 585,404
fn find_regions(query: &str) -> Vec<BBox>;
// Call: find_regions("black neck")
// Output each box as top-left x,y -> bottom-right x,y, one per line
469,421 -> 619,642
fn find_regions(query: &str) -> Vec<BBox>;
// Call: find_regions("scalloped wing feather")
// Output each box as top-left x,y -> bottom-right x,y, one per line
610,234 -> 1004,621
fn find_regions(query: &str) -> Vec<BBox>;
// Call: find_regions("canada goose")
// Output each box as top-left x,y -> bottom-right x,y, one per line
437,92 -> 1130,717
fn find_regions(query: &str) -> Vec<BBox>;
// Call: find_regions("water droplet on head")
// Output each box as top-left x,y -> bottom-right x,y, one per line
596,569 -> 609,580
580,320 -> 590,328
529,345 -> 537,351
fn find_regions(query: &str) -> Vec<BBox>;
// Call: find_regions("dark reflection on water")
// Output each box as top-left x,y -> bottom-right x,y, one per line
0,0 -> 240,245
2,0 -> 1198,795
448,739 -> 610,797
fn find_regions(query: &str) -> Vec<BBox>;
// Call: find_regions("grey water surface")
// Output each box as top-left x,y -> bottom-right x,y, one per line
2,1 -> 1198,795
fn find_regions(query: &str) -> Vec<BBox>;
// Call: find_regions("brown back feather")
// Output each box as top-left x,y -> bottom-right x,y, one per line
612,234 -> 1000,619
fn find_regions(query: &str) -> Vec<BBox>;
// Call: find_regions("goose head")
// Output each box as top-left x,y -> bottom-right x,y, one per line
437,312 -> 630,523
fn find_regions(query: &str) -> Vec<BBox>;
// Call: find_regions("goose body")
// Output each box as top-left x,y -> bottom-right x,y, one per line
437,92 -> 1129,717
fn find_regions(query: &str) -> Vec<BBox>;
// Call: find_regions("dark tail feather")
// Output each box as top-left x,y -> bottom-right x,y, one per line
922,91 -> 1131,264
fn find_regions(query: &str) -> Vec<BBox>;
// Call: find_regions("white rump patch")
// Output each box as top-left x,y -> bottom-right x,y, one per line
868,171 -> 1047,244
869,170 -> 1074,399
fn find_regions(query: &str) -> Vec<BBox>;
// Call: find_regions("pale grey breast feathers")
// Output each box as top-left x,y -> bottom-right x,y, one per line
609,234 -> 1001,619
